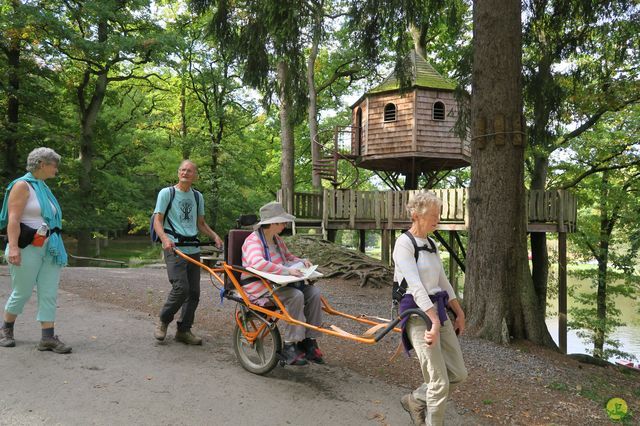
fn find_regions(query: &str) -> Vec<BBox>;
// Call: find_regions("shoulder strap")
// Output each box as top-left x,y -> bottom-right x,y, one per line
257,228 -> 271,262
163,187 -> 177,233
192,189 -> 201,214
404,231 -> 420,262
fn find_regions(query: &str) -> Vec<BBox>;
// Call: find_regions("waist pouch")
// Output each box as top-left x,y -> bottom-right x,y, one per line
18,223 -> 37,248
17,224 -> 61,248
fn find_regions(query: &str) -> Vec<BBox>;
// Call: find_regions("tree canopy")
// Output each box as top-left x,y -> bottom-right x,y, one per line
0,0 -> 638,351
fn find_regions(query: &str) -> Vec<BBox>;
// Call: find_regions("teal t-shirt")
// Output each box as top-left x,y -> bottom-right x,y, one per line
154,186 -> 204,255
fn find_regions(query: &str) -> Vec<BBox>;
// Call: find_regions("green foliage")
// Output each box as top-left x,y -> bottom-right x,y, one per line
568,278 -> 632,360
559,106 -> 640,359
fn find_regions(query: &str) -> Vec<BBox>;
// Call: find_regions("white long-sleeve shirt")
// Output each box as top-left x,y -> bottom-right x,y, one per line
392,232 -> 457,312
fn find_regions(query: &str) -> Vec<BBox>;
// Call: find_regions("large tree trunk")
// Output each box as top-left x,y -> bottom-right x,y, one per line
278,60 -> 295,211
465,0 -> 555,346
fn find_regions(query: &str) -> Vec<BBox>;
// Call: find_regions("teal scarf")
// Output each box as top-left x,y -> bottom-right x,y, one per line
0,172 -> 67,266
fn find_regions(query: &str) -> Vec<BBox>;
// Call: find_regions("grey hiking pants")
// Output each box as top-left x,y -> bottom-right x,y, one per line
407,317 -> 468,426
274,282 -> 322,342
159,249 -> 201,332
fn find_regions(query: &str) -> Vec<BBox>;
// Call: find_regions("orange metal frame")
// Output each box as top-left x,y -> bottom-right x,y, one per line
173,249 -> 400,344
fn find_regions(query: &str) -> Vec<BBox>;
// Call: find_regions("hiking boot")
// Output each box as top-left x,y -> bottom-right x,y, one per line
0,327 -> 15,347
282,343 -> 308,366
38,336 -> 72,354
298,338 -> 325,364
175,330 -> 202,345
154,322 -> 168,341
401,393 -> 426,426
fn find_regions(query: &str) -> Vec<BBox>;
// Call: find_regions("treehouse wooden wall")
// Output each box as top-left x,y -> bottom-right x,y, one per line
415,90 -> 469,157
351,89 -> 470,167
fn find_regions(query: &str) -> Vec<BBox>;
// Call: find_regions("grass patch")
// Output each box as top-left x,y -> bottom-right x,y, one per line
66,236 -> 163,267
578,387 -> 601,403
548,382 -> 569,392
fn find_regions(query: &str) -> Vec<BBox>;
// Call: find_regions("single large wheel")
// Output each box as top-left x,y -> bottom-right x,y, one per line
233,310 -> 282,375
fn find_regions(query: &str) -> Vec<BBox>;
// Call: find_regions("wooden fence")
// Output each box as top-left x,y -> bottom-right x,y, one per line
278,188 -> 576,232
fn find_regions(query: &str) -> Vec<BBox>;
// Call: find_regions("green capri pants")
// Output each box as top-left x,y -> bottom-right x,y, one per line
4,242 -> 62,322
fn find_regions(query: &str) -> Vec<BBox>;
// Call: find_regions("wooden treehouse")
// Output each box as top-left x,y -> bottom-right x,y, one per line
312,50 -> 470,189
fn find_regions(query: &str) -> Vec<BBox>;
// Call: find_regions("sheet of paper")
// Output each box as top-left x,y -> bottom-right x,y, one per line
287,261 -> 320,278
246,264 -> 323,285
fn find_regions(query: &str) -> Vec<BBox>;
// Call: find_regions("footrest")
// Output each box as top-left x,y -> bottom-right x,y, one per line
329,325 -> 359,338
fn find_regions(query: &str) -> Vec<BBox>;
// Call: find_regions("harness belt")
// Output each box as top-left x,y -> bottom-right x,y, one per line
163,228 -> 199,242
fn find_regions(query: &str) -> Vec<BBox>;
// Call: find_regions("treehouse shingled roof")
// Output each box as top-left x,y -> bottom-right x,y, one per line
350,51 -> 470,175
368,50 -> 457,95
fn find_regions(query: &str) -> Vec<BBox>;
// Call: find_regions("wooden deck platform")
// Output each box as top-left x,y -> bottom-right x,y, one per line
278,187 -> 576,355
278,188 -> 577,233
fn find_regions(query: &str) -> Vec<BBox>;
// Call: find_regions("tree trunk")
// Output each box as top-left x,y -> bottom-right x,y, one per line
180,68 -> 190,159
410,24 -> 427,59
2,1 -> 22,182
209,111 -> 223,229
76,70 -> 108,258
528,54 -> 554,316
530,153 -> 549,315
278,60 -> 295,212
594,171 -> 610,358
465,0 -> 555,346
308,9 -> 322,190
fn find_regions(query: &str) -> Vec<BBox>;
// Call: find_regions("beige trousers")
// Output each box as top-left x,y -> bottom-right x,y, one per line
407,316 -> 468,426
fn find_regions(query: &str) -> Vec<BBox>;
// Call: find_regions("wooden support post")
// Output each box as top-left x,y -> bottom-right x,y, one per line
322,189 -> 329,233
449,231 -> 458,293
390,229 -> 396,266
381,229 -> 390,265
349,189 -> 356,229
387,191 -> 393,229
358,230 -> 366,253
558,231 -> 568,354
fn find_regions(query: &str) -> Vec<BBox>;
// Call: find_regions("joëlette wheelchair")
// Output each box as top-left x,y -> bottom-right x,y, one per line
173,215 -> 431,375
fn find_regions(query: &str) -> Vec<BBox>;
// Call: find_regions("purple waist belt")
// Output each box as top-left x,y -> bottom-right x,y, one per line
399,290 -> 449,355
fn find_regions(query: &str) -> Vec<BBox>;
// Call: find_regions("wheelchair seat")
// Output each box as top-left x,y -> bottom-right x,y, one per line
224,229 -> 253,292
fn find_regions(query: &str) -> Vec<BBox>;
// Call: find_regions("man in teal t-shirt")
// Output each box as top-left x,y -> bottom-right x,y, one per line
152,160 -> 223,345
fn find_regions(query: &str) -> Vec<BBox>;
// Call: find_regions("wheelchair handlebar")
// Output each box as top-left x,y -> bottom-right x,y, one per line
174,241 -> 221,248
373,308 -> 432,342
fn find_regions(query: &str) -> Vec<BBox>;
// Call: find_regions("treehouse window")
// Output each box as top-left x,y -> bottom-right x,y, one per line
383,103 -> 397,122
433,101 -> 445,121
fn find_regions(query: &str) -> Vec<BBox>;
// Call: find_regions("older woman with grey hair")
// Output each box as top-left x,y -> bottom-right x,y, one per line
0,147 -> 70,353
393,191 -> 467,426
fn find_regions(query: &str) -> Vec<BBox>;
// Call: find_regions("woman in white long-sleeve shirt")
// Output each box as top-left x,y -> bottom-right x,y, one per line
393,192 -> 467,426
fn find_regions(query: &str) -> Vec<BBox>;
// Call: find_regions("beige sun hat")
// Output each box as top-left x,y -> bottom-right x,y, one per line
254,202 -> 296,229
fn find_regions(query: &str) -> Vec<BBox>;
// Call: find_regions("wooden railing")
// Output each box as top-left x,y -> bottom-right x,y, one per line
279,188 -> 576,232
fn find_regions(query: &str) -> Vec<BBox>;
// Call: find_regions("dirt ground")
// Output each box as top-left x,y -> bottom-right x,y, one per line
4,264 -> 637,425
1,267 -> 471,426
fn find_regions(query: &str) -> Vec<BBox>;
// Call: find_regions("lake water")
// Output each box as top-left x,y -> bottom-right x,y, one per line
546,274 -> 640,363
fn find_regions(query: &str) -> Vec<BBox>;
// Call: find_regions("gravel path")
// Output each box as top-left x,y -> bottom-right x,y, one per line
3,264 -> 637,425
